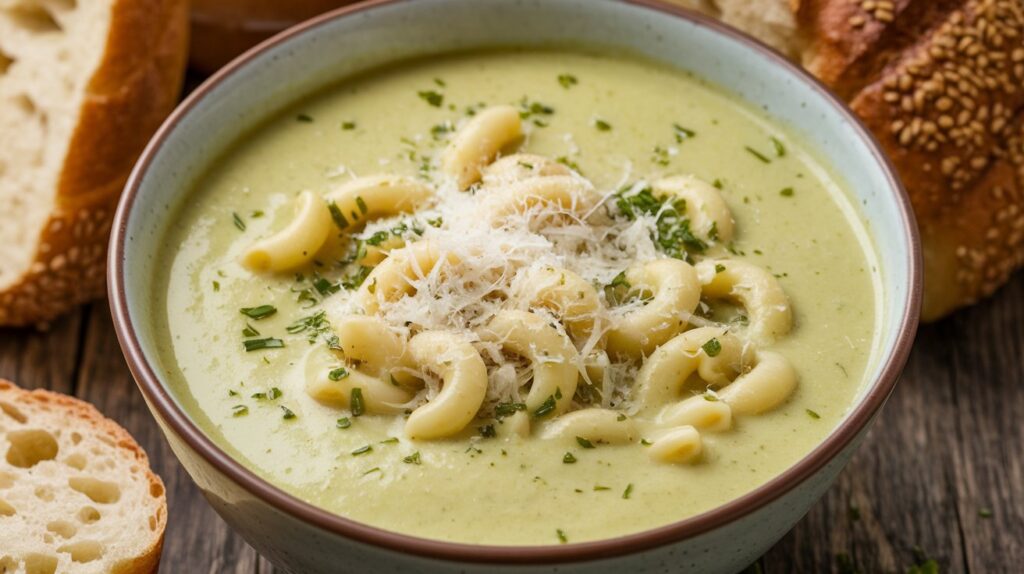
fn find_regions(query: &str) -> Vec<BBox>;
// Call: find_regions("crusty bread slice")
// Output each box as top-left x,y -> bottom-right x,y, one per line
0,0 -> 188,327
0,379 -> 166,574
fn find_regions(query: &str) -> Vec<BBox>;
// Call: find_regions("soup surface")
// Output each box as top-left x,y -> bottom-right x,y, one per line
153,50 -> 881,545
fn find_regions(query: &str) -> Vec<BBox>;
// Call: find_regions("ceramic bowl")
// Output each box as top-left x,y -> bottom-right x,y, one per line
109,1 -> 921,572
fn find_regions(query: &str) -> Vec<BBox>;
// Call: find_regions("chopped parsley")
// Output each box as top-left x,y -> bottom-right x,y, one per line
329,367 -> 350,381
593,485 -> 610,491
556,529 -> 568,544
252,387 -> 282,400
495,402 -> 527,419
614,186 -> 706,258
533,395 -> 557,418
806,409 -> 821,419
241,323 -> 260,337
594,118 -> 612,131
403,452 -> 422,465
576,436 -> 595,449
673,123 -> 696,142
336,417 -> 352,429
557,74 -> 578,88
770,136 -> 786,157
212,281 -> 220,292
715,263 -> 727,274
240,305 -> 277,320
231,405 -> 248,417
328,201 -> 349,229
478,425 -> 497,438
780,187 -> 795,197
243,337 -> 284,352
341,266 -> 373,290
563,452 -> 577,464
232,212 -> 246,231
350,388 -> 365,417
296,113 -> 313,123
342,121 -> 357,130
622,483 -> 634,499
701,338 -> 722,357
280,406 -> 296,419
417,90 -> 444,107
286,311 -> 334,345
351,444 -> 373,456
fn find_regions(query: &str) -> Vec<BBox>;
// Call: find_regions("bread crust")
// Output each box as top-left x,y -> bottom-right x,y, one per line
800,0 -> 1024,319
0,379 -> 167,573
0,0 -> 189,327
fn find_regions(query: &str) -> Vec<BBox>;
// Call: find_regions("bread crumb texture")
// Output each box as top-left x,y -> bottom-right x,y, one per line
0,380 -> 166,574
0,0 -> 188,327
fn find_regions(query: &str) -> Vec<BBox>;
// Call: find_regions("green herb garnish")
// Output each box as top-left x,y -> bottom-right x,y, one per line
280,406 -> 296,419
240,305 -> 277,320
403,451 -> 422,465
770,136 -> 786,157
556,529 -> 568,543
806,409 -> 821,419
744,146 -> 772,163
329,367 -> 350,381
243,338 -> 284,352
576,437 -> 595,449
557,74 -> 578,88
296,113 -> 313,123
417,90 -> 444,107
780,187 -> 795,197
594,118 -> 612,131
495,402 -> 527,419
614,186 -> 706,258
342,121 -> 357,130
622,483 -> 634,499
350,388 -> 365,417
673,123 -> 696,142
232,212 -> 246,231
593,485 -> 610,491
231,405 -> 248,417
701,338 -> 722,357
242,323 -> 260,337
715,263 -> 726,274
336,417 -> 352,429
351,444 -> 372,456
533,395 -> 557,418
328,201 -> 349,229
478,425 -> 497,438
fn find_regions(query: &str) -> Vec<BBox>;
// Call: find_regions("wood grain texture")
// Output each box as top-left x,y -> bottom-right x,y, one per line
0,277 -> 1021,573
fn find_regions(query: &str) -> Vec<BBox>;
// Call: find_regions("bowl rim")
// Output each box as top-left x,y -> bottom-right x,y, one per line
109,0 -> 922,564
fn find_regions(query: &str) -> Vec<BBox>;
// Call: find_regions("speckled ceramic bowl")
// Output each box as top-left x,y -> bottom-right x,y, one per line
109,1 -> 921,572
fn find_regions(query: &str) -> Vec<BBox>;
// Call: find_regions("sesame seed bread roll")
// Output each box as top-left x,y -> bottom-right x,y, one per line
0,0 -> 189,327
0,379 -> 167,573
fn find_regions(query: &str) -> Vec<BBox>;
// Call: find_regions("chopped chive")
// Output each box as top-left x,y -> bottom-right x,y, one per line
593,485 -> 610,491
594,118 -> 612,131
355,196 -> 368,215
351,444 -> 372,456
622,483 -> 634,499
243,338 -> 284,352
241,323 -> 260,337
576,436 -> 595,449
556,529 -> 568,544
703,392 -> 719,402
478,424 -> 497,438
296,113 -> 314,123
495,402 -> 527,419
403,451 -> 422,465
350,388 -> 365,417
232,212 -> 246,231
806,409 -> 821,419
380,437 -> 399,445
336,417 -> 352,429
770,136 -> 786,157
362,467 -> 381,476
563,452 -> 577,464
701,338 -> 722,357
780,187 -> 795,197
616,413 -> 627,422
433,77 -> 446,87
329,367 -> 350,381
267,387 -> 283,400
328,201 -> 349,230
342,121 -> 357,130
558,74 -> 578,88
240,305 -> 277,320
228,390 -> 238,397
640,439 -> 652,446
231,405 -> 248,417
744,146 -> 772,163
280,406 -> 296,419
417,90 -> 444,107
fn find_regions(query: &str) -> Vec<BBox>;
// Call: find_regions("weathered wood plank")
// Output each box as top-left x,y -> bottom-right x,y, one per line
763,321 -> 970,572
0,309 -> 83,394
947,274 -> 1024,573
73,302 -> 263,573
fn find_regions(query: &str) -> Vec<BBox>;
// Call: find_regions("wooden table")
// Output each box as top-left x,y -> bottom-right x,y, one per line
1,271 -> 1020,573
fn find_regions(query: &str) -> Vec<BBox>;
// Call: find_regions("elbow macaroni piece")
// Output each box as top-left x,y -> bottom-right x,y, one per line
306,369 -> 413,415
492,175 -> 594,217
520,265 -> 603,343
328,314 -> 418,386
647,426 -> 703,464
358,241 -> 460,314
242,190 -> 332,272
631,327 -> 749,415
538,408 -> 637,445
481,310 -> 579,415
405,331 -> 489,440
695,259 -> 793,344
652,175 -> 734,243
482,153 -> 572,187
325,175 -> 433,232
658,395 -> 733,431
442,105 -> 523,190
716,351 -> 798,415
606,259 -> 701,358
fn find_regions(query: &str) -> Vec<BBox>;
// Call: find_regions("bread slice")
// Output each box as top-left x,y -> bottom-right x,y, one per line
0,379 -> 166,574
665,0 -> 801,57
0,0 -> 188,327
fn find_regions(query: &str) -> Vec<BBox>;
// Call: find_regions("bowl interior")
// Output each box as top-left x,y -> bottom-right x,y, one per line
113,0 -> 919,556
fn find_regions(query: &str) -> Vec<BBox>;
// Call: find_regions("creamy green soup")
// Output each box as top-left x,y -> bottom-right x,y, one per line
153,50 -> 881,545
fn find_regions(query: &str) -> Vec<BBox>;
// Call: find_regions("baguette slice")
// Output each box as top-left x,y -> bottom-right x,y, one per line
0,0 -> 188,327
0,379 -> 166,574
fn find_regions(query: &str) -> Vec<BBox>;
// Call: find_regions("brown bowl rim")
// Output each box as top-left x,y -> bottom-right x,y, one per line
109,0 -> 922,564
